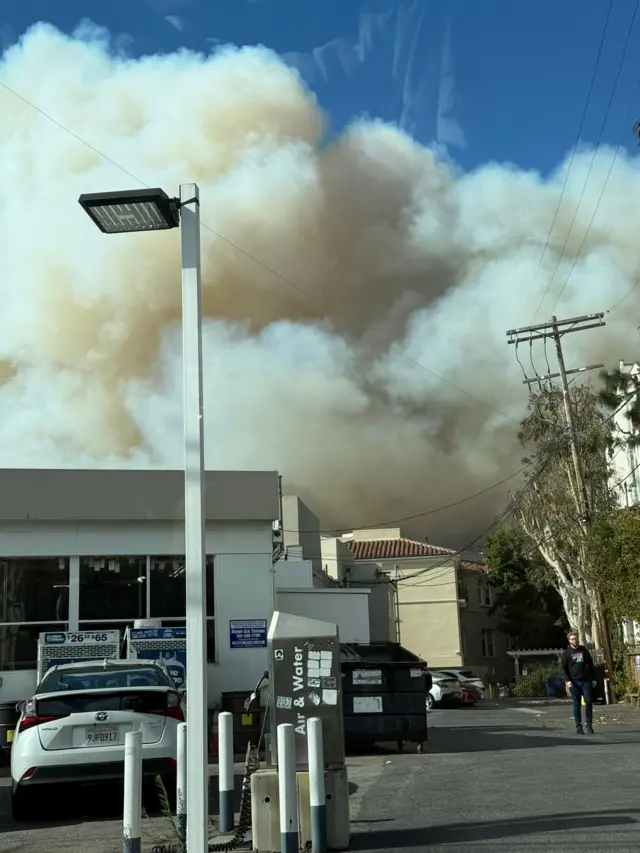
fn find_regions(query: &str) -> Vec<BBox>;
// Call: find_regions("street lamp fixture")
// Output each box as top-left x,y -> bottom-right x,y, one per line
78,183 -> 208,853
78,188 -> 180,233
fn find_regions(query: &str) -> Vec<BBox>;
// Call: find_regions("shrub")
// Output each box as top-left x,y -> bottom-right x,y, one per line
512,664 -> 563,698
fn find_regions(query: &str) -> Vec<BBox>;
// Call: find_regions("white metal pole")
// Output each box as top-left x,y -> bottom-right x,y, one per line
277,723 -> 298,853
176,722 -> 187,842
180,182 -> 209,853
308,717 -> 327,853
218,711 -> 234,832
123,730 -> 143,853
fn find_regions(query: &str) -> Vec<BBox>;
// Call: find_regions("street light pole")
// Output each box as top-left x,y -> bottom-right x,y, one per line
78,184 -> 211,847
179,183 -> 209,853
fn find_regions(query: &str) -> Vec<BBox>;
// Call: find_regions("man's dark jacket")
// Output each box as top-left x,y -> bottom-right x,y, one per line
560,644 -> 595,682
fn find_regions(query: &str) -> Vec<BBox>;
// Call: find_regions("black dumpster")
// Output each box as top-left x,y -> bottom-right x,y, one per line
340,642 -> 428,753
0,701 -> 19,767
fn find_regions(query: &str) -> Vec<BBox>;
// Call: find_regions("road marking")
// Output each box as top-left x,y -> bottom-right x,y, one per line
514,707 -> 547,715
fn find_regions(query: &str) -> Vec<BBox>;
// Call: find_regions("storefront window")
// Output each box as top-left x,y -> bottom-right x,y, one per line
149,556 -> 214,618
79,557 -> 147,621
0,622 -> 67,671
0,558 -> 69,623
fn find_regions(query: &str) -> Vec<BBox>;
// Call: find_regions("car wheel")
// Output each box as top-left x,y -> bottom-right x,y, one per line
426,694 -> 435,710
11,786 -> 33,822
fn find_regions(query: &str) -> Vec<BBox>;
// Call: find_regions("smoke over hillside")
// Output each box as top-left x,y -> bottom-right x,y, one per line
0,23 -> 637,545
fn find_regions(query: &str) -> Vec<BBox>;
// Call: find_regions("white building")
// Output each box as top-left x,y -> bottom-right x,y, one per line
0,471 -> 373,706
609,361 -> 640,645
611,361 -> 640,508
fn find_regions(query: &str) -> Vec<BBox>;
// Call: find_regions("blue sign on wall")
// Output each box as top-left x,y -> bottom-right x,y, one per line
229,619 -> 268,649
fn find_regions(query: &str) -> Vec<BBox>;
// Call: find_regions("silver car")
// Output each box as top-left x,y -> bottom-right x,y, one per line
438,669 -> 486,700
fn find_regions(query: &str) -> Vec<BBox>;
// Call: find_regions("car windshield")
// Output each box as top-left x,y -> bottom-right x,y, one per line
38,666 -> 171,693
458,671 -> 477,679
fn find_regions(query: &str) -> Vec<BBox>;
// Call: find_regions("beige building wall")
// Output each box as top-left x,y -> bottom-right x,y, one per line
395,562 -> 463,669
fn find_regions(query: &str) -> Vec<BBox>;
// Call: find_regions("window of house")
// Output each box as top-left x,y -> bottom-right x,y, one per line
478,580 -> 492,607
482,629 -> 495,658
0,558 -> 70,670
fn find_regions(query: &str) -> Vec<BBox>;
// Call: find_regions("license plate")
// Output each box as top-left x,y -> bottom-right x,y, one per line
85,727 -> 119,745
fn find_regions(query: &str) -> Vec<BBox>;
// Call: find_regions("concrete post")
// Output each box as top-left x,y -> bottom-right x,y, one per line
308,717 -> 327,853
277,723 -> 299,853
123,730 -> 143,853
176,722 -> 187,842
218,711 -> 234,832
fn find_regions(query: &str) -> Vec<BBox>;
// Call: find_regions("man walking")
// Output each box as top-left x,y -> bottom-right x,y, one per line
561,631 -> 596,734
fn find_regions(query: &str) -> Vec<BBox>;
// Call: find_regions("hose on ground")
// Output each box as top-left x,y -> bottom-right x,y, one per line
152,680 -> 270,853
208,742 -> 260,852
150,744 -> 259,853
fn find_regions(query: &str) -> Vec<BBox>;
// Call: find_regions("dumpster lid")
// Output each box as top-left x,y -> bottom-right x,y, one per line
340,642 -> 426,666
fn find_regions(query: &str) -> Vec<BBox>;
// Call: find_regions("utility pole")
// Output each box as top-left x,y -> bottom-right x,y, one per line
552,316 -> 593,528
506,313 -> 614,679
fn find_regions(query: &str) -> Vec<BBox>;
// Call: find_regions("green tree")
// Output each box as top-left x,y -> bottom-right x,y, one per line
484,527 -> 568,649
588,507 -> 640,622
598,367 -> 640,448
514,384 -> 613,642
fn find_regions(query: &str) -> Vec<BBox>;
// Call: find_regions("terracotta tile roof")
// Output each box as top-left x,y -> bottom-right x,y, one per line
459,560 -> 487,574
343,538 -> 488,573
344,538 -> 456,561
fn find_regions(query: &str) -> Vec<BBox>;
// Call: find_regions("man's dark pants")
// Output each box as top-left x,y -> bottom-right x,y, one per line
569,679 -> 593,727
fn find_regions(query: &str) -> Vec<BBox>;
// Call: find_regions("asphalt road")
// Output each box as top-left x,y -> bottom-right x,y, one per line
0,754 -> 389,852
1,700 -> 639,852
350,699 -> 640,852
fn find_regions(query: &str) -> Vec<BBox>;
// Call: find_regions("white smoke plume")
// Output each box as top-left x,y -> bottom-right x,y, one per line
0,22 -> 637,545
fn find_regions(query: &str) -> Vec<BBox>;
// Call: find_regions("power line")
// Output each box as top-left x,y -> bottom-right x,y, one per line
534,0 -> 638,319
300,461 -> 535,536
532,0 -> 614,311
0,78 -> 519,425
393,434 -> 565,589
283,382 -> 639,537
389,385 -> 640,589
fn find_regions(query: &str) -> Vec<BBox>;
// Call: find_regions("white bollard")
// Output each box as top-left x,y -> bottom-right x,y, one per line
176,722 -> 187,842
218,711 -> 235,833
308,717 -> 327,853
123,730 -> 143,853
277,723 -> 299,853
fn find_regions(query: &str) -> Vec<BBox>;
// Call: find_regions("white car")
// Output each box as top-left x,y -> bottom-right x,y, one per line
438,669 -> 486,700
11,659 -> 184,821
427,671 -> 462,710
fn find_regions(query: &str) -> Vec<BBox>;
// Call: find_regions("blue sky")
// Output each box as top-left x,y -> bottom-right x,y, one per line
1,0 -> 639,175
